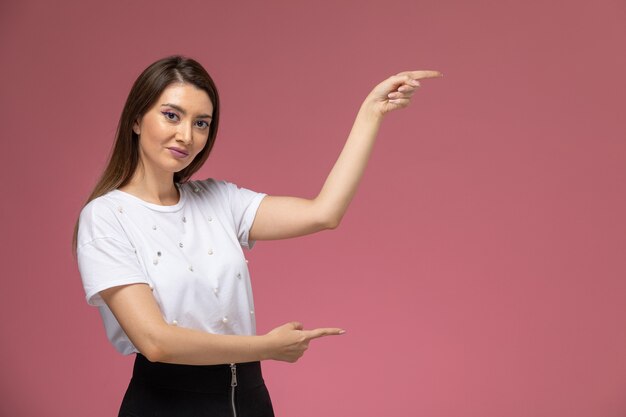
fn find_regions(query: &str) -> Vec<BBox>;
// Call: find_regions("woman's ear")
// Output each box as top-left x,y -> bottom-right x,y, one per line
133,118 -> 141,135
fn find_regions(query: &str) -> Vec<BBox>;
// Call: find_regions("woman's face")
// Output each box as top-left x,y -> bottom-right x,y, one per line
133,82 -> 214,178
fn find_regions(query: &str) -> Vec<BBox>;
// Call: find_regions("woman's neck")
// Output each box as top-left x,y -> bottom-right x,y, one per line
119,167 -> 180,205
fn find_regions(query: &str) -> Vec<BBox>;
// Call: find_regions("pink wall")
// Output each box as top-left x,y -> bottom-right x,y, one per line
1,0 -> 625,416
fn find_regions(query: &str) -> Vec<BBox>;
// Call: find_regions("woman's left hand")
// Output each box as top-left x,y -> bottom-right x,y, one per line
364,70 -> 443,116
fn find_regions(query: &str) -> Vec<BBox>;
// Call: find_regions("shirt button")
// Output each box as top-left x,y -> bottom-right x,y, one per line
172,320 -> 178,326
189,265 -> 194,272
208,216 -> 213,222
153,259 -> 158,265
179,242 -> 184,248
250,310 -> 254,315
152,225 -> 157,230
208,248 -> 213,255
182,216 -> 186,223
222,316 -> 229,324
236,273 -> 242,279
194,187 -> 200,193
157,251 -> 162,257
149,284 -> 154,291
117,206 -> 123,213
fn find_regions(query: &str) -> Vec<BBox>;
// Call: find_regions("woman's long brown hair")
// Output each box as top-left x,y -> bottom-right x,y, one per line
71,55 -> 220,255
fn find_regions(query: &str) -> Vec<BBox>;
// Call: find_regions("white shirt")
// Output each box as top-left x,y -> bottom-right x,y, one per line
77,178 -> 266,355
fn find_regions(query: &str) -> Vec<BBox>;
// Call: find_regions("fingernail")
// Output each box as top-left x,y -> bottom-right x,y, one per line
338,329 -> 346,334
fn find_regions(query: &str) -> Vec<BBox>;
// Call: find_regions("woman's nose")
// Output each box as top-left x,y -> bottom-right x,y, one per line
176,122 -> 193,143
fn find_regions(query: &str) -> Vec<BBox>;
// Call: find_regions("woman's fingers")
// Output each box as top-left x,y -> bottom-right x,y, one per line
388,86 -> 417,99
368,70 -> 441,111
386,71 -> 440,90
397,83 -> 418,93
397,70 -> 443,80
266,322 -> 345,362
387,98 -> 411,107
303,327 -> 346,340
365,70 -> 442,114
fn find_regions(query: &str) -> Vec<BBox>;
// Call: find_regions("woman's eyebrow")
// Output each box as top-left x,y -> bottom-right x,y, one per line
161,103 -> 212,119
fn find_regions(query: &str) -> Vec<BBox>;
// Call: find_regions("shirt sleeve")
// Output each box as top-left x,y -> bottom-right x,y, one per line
76,199 -> 148,307
223,181 -> 267,249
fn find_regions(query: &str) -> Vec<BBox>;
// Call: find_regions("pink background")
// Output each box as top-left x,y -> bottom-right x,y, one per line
1,0 -> 625,416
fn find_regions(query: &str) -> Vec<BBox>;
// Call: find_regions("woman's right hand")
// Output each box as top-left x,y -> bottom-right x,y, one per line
263,322 -> 345,363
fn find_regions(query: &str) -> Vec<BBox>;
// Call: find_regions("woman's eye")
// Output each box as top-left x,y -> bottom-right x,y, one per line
162,111 -> 178,121
196,120 -> 209,129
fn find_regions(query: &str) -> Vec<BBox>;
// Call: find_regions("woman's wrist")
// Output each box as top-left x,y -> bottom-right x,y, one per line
359,98 -> 385,123
253,334 -> 274,361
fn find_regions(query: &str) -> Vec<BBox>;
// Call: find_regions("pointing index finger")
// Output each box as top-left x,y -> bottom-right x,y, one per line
304,328 -> 346,340
400,70 -> 443,80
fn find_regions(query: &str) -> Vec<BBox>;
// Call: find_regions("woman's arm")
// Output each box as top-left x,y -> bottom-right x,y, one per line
249,70 -> 443,241
100,283 -> 343,365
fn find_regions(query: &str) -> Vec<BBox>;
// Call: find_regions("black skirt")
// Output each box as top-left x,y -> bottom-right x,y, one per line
118,353 -> 275,417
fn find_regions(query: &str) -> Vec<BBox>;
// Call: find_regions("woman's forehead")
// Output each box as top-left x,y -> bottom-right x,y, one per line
157,82 -> 213,115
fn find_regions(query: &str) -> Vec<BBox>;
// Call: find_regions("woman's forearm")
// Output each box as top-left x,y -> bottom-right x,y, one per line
101,283 -> 341,365
314,101 -> 384,227
101,284 -> 274,365
149,324 -> 270,365
147,321 -> 342,366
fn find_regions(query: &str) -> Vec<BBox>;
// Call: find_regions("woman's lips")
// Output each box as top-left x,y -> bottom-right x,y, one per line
167,148 -> 189,158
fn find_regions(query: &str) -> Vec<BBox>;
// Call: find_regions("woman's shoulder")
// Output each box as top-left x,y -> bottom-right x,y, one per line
80,191 -> 123,220
186,178 -> 260,194
184,177 -> 230,191
77,192 -> 127,245
183,178 -> 238,201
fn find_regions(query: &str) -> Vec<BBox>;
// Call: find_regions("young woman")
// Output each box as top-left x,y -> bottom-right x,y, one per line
73,55 -> 441,417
